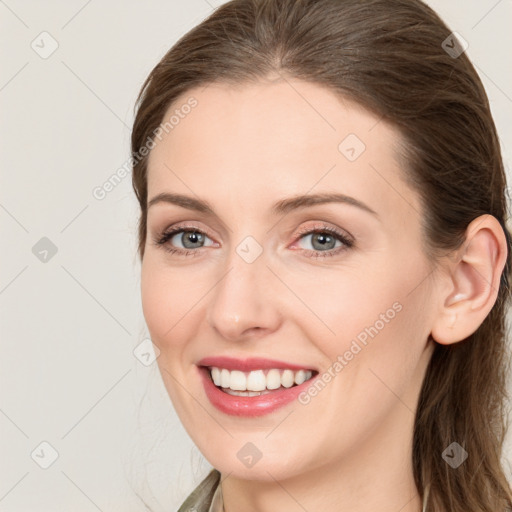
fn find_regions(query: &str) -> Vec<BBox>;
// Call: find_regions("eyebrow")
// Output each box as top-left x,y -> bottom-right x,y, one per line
147,192 -> 378,217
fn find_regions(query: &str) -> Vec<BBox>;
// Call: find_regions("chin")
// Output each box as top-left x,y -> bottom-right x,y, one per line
197,441 -> 311,482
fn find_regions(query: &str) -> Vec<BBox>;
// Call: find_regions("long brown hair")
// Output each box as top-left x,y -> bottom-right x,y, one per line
130,0 -> 512,509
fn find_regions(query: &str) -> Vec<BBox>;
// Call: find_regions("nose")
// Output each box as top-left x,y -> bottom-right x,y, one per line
206,246 -> 282,341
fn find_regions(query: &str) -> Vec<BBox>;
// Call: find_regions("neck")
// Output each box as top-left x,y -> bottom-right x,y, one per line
221,401 -> 423,512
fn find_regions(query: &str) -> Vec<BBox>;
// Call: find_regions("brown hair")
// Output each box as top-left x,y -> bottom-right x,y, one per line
131,0 -> 512,510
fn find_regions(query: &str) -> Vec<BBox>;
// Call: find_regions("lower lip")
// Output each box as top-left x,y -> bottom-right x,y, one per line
199,367 -> 315,417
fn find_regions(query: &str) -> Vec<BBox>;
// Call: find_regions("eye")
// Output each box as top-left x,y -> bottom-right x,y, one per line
153,222 -> 354,259
292,224 -> 354,258
153,225 -> 216,256
169,230 -> 213,249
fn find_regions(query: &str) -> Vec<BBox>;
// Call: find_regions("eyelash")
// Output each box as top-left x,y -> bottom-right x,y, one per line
152,223 -> 354,259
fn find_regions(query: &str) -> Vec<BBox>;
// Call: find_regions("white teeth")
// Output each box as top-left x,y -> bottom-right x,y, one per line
208,367 -> 313,392
224,389 -> 270,397
294,369 -> 307,385
229,370 -> 247,391
266,369 -> 281,390
247,370 -> 266,391
220,368 -> 230,388
211,367 -> 221,386
281,369 -> 295,388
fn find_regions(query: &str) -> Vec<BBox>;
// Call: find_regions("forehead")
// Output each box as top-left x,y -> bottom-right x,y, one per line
146,79 -> 420,221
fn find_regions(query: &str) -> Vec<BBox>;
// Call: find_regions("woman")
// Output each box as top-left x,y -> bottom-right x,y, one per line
130,0 -> 512,510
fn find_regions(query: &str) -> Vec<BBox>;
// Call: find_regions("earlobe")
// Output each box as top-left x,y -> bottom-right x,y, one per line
430,215 -> 507,346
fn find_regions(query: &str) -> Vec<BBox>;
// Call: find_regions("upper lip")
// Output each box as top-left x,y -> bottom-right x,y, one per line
198,356 -> 317,372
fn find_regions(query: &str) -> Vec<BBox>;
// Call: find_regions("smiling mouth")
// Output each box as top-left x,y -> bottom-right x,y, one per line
204,366 -> 318,396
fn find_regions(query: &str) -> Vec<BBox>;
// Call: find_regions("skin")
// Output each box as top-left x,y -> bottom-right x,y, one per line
140,77 -> 507,512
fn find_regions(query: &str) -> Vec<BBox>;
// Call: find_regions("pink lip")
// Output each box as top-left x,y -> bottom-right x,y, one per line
197,357 -> 318,417
197,356 -> 315,372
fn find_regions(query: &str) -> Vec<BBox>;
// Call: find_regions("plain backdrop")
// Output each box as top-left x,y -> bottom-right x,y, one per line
1,1 -> 511,510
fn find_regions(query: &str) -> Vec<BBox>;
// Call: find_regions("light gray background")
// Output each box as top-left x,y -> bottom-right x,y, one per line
1,1 -> 511,511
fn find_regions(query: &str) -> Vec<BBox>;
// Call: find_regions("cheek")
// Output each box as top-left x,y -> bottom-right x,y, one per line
140,262 -> 167,338
140,257 -> 211,349
331,279 -> 431,409
301,253 -> 430,368
140,258 -> 185,346
288,268 -> 396,344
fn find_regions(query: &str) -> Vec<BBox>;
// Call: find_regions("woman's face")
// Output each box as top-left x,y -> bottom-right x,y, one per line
141,78 -> 437,481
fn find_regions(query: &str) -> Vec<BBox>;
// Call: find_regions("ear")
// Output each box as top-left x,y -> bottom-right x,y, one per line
430,214 -> 508,345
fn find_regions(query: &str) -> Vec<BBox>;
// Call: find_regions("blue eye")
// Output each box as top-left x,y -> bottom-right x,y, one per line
154,226 -> 215,256
169,230 -> 214,250
293,227 -> 354,258
298,231 -> 342,251
153,224 -> 354,258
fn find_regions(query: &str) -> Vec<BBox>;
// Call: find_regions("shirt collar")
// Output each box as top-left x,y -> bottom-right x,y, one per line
208,479 -> 224,512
